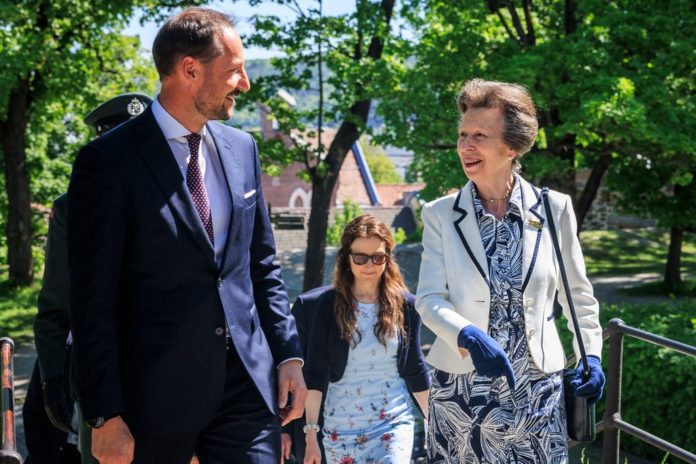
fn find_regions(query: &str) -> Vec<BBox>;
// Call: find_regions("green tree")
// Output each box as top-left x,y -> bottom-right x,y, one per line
377,0 -> 658,226
361,136 -> 403,183
0,1 -> 201,286
375,0 -> 695,287
241,0 -> 399,291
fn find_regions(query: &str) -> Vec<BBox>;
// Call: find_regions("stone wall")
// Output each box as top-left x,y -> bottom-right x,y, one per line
575,169 -> 655,230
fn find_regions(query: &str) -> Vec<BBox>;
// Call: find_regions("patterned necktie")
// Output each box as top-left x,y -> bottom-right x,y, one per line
184,133 -> 214,245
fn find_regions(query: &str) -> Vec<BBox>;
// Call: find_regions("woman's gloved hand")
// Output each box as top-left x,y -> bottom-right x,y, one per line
571,355 -> 606,405
458,325 -> 516,390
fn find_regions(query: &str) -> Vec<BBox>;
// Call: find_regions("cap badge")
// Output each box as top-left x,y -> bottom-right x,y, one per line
126,98 -> 145,116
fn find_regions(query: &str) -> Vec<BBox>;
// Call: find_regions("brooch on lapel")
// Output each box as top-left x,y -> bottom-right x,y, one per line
527,219 -> 542,229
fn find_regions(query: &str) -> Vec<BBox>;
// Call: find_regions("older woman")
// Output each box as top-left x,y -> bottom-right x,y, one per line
416,79 -> 605,463
304,215 -> 430,464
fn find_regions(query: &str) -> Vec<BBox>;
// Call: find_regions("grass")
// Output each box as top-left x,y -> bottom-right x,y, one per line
0,272 -> 39,346
580,228 -> 696,278
622,279 -> 696,298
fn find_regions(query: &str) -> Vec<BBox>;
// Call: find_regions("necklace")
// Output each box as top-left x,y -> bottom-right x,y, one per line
479,188 -> 511,202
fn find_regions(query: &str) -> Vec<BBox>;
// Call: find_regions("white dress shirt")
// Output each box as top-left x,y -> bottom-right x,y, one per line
151,97 -> 231,266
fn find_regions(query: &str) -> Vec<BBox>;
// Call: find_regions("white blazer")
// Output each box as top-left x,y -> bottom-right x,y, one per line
416,177 -> 602,375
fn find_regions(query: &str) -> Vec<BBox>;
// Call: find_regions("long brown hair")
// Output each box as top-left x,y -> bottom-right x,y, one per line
333,215 -> 407,347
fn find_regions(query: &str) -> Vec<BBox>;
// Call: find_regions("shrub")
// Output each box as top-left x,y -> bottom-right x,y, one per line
393,227 -> 406,245
558,301 -> 696,462
326,200 -> 363,246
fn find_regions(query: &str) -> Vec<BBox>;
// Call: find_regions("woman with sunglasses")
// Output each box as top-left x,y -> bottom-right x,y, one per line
303,215 -> 430,464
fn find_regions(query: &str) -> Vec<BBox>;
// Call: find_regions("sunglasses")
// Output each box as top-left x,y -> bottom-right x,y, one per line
349,252 -> 389,266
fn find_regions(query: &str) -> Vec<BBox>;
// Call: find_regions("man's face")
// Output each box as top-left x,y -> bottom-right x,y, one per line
194,27 -> 251,122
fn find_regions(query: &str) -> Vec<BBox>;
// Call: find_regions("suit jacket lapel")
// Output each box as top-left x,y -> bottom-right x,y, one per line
134,108 -> 215,262
207,122 -> 241,268
520,178 -> 544,291
453,182 -> 490,287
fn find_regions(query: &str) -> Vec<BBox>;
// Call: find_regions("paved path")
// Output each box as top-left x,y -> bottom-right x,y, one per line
13,342 -> 35,458
10,247 -> 681,461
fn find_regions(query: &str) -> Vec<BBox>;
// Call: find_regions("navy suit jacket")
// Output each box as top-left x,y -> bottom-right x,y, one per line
67,107 -> 301,434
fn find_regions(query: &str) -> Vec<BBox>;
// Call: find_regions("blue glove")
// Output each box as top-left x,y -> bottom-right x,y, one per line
458,325 -> 516,390
570,355 -> 605,405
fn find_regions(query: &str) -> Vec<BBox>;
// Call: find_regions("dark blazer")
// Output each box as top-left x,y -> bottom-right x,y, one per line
34,194 -> 70,384
305,289 -> 431,412
67,107 -> 302,435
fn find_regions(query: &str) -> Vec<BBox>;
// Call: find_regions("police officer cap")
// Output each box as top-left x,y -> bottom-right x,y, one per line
84,93 -> 153,135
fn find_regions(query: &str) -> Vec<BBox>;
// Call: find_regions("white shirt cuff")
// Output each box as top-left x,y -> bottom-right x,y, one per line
277,357 -> 304,369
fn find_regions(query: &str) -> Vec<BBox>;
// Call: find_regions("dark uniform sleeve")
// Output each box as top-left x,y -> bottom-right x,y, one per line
68,143 -> 126,420
34,195 -> 71,382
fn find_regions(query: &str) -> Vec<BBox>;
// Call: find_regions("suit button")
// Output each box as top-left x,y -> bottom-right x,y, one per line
525,298 -> 534,306
214,327 -> 225,336
527,328 -> 536,337
217,278 -> 223,288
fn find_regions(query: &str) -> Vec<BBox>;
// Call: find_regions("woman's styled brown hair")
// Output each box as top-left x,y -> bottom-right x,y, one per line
457,78 -> 538,172
333,215 -> 407,348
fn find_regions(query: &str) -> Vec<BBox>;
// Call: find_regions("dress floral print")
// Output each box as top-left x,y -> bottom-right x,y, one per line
427,180 -> 568,463
322,302 -> 414,463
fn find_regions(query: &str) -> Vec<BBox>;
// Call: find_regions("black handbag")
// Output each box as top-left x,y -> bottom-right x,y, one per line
541,187 -> 596,443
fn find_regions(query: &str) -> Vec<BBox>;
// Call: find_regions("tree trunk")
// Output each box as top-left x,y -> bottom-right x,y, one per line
302,112 -> 368,292
664,226 -> 683,286
303,175 -> 337,291
0,80 -> 34,286
301,0 -> 395,292
575,152 -> 612,231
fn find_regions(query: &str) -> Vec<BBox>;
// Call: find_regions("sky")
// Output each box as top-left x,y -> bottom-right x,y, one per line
123,1 -> 355,60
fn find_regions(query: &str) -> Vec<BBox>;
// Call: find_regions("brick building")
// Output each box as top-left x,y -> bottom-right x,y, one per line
257,103 -> 424,252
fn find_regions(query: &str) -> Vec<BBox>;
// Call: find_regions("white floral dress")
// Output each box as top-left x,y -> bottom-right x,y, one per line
322,302 -> 415,464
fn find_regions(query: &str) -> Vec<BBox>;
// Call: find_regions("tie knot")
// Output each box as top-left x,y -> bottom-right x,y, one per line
185,133 -> 201,156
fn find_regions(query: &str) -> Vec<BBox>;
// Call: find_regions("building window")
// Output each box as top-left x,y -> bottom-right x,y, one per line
289,188 -> 310,208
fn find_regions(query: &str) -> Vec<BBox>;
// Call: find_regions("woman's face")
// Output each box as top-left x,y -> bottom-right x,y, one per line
457,106 -> 515,184
348,236 -> 388,286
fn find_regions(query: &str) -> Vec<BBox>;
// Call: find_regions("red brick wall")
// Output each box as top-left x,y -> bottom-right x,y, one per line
335,150 -> 371,206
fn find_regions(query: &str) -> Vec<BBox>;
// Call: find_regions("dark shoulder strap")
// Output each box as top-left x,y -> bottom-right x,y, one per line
541,187 -> 590,376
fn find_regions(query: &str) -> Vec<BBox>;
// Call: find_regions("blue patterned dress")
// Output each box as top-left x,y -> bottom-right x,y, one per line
322,302 -> 415,464
427,180 -> 568,463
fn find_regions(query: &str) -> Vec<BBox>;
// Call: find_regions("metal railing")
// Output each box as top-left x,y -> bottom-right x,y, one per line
0,337 -> 21,464
601,318 -> 696,463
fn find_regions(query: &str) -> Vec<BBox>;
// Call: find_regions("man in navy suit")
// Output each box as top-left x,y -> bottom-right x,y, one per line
66,7 -> 306,463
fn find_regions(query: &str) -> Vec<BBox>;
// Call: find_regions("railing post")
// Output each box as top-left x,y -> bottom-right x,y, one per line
0,337 -> 22,464
602,318 -> 624,464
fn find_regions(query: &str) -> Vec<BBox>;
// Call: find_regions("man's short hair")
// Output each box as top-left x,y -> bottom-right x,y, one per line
152,7 -> 237,79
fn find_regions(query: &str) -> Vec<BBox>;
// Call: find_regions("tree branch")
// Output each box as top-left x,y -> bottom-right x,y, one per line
288,0 -> 306,18
506,1 -> 529,45
495,9 -> 519,43
522,0 -> 536,45
564,0 -> 578,35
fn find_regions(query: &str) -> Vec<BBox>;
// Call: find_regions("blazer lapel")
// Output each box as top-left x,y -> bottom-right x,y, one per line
134,108 -> 215,262
520,178 -> 544,291
207,122 -> 240,268
452,182 -> 490,287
